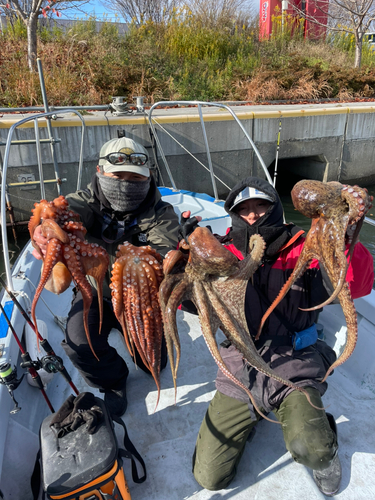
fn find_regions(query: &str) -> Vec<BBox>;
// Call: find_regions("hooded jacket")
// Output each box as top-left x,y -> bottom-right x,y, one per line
215,177 -> 373,416
66,173 -> 179,298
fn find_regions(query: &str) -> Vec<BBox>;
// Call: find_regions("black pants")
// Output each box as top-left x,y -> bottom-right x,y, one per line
62,289 -> 167,391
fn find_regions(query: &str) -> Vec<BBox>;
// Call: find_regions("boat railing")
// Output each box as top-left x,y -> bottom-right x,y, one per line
147,101 -> 273,202
0,109 -> 86,293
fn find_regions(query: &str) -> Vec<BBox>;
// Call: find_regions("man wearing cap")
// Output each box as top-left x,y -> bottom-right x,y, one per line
32,137 -> 179,417
190,176 -> 373,497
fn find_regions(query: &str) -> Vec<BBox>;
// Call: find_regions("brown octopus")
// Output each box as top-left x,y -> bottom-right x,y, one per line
160,226 -> 323,424
257,180 -> 373,383
29,197 -> 109,360
110,242 -> 164,409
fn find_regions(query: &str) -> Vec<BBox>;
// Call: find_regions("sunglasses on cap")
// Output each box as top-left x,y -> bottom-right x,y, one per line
99,151 -> 148,166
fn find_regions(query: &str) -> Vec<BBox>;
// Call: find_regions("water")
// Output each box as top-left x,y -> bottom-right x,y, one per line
1,185 -> 375,285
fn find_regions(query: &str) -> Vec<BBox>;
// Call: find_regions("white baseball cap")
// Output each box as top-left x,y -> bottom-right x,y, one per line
230,186 -> 274,211
99,137 -> 150,177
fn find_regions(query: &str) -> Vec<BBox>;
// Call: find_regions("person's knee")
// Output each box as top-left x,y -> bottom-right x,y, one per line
193,465 -> 231,491
288,435 -> 337,470
192,451 -> 234,491
61,337 -> 95,362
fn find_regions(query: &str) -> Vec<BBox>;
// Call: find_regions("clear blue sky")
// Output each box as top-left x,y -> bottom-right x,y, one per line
61,0 -> 259,22
62,0 -> 124,22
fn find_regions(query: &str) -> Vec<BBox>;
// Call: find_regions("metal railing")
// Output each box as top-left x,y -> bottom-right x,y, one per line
1,109 -> 86,292
147,101 -> 273,201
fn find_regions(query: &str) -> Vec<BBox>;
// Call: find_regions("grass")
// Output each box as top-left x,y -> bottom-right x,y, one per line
1,12 -> 375,107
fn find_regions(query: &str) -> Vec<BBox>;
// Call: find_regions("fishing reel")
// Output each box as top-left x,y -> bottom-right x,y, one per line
21,352 -> 64,374
0,362 -> 24,414
39,354 -> 65,373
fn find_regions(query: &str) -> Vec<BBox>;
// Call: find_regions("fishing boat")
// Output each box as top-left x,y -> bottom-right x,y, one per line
0,102 -> 375,500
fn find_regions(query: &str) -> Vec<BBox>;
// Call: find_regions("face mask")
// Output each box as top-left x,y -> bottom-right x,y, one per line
97,173 -> 151,212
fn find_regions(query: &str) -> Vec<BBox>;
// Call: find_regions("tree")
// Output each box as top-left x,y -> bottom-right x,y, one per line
290,0 -> 375,68
104,0 -> 180,23
0,0 -> 89,71
105,0 -> 255,26
185,0 -> 256,26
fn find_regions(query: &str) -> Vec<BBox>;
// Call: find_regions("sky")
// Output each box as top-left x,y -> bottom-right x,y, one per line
61,0 -> 259,22
62,0 -> 124,22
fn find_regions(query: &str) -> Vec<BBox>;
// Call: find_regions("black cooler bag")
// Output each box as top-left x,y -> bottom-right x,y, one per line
38,395 -> 145,500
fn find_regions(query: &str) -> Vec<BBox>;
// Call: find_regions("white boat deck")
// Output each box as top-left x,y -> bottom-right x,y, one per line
1,102 -> 375,500
1,239 -> 375,500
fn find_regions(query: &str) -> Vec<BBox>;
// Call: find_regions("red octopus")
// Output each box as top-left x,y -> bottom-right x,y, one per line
110,242 -> 164,409
29,197 -> 109,360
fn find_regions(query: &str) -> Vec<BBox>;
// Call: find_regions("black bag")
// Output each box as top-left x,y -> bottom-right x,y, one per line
32,394 -> 146,500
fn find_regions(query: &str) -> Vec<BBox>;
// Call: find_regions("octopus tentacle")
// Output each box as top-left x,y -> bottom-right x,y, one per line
256,241 -> 317,339
31,238 -> 64,350
79,241 -> 109,336
160,277 -> 187,400
296,215 -> 349,312
110,257 -> 134,356
204,282 -> 324,415
110,242 -> 165,410
341,184 -> 372,223
163,249 -> 187,275
140,264 -> 163,409
194,281 -> 282,424
321,282 -> 357,382
63,243 -> 98,361
128,263 -> 151,370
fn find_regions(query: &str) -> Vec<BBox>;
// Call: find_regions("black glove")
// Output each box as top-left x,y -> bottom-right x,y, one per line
178,213 -> 201,244
178,213 -> 212,244
50,392 -> 103,438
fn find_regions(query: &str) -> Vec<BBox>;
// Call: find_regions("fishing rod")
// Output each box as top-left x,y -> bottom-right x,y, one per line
0,276 -> 79,396
0,302 -> 54,413
273,118 -> 282,189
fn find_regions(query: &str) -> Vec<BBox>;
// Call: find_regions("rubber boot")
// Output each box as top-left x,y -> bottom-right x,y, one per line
101,374 -> 128,418
313,413 -> 342,497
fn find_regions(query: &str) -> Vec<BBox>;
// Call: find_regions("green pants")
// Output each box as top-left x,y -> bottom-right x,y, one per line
192,388 -> 338,491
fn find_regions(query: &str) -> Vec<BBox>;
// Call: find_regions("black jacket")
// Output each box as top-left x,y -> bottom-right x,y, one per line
66,174 -> 179,298
216,177 -> 336,415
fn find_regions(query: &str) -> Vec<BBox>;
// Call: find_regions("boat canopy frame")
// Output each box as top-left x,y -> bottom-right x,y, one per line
147,101 -> 273,201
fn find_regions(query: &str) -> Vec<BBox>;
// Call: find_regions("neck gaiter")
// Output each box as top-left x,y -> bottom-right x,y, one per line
97,173 -> 151,212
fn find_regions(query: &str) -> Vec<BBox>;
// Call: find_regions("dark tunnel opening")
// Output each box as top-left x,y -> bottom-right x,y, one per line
267,155 -> 328,196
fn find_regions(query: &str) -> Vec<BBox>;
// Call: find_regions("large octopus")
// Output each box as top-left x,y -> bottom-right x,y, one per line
110,242 -> 164,409
29,197 -> 109,360
159,226 -> 324,424
257,180 -> 373,382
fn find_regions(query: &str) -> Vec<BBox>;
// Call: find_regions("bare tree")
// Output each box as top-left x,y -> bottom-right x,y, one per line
290,0 -> 375,68
104,0 -> 180,23
185,0 -> 256,26
0,0 -> 89,71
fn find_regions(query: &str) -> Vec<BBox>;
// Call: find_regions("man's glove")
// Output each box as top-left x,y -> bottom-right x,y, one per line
178,214 -> 201,244
50,392 -> 103,437
178,211 -> 212,246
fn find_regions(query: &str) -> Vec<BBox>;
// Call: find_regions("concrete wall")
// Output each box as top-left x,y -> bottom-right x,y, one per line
1,102 -> 375,223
